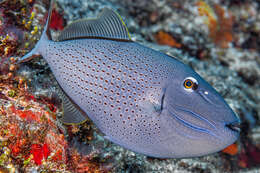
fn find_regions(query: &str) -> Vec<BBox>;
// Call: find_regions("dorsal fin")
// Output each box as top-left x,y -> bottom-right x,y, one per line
56,84 -> 88,125
57,8 -> 131,41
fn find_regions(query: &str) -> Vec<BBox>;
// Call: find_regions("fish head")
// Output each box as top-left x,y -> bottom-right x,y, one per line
159,60 -> 240,157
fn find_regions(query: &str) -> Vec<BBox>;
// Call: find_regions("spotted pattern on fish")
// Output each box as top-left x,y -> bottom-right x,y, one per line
46,39 -> 171,145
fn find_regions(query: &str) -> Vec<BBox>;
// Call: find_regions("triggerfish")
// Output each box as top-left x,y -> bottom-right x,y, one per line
19,1 -> 240,158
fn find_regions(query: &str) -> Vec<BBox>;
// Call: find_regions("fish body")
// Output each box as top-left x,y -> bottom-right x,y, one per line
19,5 -> 240,158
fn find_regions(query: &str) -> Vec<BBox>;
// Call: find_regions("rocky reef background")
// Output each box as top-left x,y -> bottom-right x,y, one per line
0,0 -> 259,172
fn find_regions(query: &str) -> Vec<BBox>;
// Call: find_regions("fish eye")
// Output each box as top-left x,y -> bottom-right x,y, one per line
183,77 -> 198,91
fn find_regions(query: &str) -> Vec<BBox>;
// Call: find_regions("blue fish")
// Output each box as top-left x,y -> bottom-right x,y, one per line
19,3 -> 240,158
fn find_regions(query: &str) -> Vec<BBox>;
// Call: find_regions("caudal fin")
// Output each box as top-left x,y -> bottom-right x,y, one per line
18,0 -> 54,63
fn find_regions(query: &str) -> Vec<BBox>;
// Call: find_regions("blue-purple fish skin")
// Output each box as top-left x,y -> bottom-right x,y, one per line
46,39 -> 171,148
19,6 -> 240,158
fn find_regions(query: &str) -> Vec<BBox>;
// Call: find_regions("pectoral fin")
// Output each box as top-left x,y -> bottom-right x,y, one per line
56,84 -> 88,125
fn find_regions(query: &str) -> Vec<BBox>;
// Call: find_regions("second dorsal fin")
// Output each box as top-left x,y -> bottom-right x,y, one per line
57,8 -> 131,41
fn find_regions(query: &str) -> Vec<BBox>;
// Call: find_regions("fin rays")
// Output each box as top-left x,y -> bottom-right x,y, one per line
57,8 -> 131,41
56,84 -> 88,125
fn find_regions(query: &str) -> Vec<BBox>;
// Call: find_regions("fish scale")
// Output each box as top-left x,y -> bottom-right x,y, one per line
19,5 -> 240,158
47,39 -> 167,146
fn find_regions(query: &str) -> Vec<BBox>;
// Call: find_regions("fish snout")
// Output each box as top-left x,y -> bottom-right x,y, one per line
197,88 -> 241,125
197,89 -> 224,107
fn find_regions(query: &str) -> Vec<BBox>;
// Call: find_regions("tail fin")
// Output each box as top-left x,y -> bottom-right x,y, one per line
18,0 -> 54,63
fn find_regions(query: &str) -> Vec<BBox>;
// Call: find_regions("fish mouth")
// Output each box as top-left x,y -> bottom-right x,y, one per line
225,121 -> 241,133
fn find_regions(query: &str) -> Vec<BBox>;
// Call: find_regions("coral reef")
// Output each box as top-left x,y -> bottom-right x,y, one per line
0,0 -> 259,172
196,1 -> 234,48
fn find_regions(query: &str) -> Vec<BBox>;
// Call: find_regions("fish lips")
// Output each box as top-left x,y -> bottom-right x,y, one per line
225,121 -> 241,133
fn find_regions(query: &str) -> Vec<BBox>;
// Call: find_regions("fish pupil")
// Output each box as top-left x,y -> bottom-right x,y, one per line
184,80 -> 193,88
186,81 -> 192,86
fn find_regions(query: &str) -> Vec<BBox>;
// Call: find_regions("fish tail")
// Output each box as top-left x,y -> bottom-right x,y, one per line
18,0 -> 54,63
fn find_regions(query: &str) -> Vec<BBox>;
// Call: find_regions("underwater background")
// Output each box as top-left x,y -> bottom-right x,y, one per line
0,0 -> 259,172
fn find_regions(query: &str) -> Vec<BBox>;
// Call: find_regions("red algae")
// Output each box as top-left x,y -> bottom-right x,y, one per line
196,1 -> 234,48
154,31 -> 182,48
10,105 -> 42,122
30,143 -> 50,165
49,8 -> 65,31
